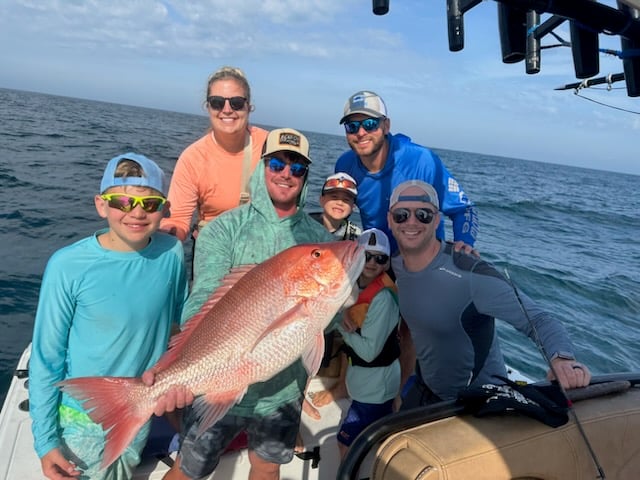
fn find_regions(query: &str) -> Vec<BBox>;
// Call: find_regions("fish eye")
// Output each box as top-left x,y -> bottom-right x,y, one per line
311,249 -> 321,258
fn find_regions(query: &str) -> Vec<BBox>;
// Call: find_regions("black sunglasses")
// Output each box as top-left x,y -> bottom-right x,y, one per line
365,252 -> 389,265
206,96 -> 248,111
391,207 -> 436,224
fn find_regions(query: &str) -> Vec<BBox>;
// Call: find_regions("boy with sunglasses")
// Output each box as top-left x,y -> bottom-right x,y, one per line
29,153 -> 189,479
388,180 -> 591,408
163,129 -> 333,480
312,172 -> 362,241
332,228 -> 400,459
335,90 -> 479,256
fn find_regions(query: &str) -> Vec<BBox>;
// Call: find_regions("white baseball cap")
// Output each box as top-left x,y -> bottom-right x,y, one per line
322,173 -> 358,197
358,228 -> 391,256
389,180 -> 439,211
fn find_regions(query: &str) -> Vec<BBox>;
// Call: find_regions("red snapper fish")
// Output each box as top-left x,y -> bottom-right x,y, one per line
58,241 -> 364,468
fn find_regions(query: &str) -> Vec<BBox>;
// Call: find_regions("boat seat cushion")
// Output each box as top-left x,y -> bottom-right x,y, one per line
373,387 -> 640,479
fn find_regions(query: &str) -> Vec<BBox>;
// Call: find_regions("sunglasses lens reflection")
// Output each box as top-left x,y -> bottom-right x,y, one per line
391,208 -> 435,225
325,178 -> 357,190
267,158 -> 307,178
391,208 -> 411,224
344,117 -> 382,134
103,194 -> 166,213
415,209 -> 434,223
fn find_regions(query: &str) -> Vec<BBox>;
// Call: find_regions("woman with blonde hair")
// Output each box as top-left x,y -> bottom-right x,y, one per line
161,66 -> 268,241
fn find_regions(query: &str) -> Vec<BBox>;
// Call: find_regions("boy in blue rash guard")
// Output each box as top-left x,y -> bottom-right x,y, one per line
29,153 -> 189,480
387,180 -> 592,407
335,90 -> 479,255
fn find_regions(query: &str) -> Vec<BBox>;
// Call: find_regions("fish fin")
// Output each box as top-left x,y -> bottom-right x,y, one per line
249,303 -> 310,351
57,376 -> 151,469
301,332 -> 326,376
192,388 -> 248,436
154,265 -> 259,372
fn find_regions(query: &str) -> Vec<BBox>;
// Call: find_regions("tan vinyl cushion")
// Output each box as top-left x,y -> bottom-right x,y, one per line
373,387 -> 640,479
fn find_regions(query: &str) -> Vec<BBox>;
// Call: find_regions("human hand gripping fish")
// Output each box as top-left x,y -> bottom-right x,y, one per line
57,241 -> 365,469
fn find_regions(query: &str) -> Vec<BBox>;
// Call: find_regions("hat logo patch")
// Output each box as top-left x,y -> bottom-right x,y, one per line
278,132 -> 300,147
351,94 -> 366,107
368,232 -> 377,247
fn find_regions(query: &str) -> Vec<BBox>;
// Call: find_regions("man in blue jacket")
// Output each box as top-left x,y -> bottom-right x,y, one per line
335,90 -> 478,255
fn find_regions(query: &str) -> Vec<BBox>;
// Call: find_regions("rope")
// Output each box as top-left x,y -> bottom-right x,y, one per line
503,268 -> 607,479
573,90 -> 640,114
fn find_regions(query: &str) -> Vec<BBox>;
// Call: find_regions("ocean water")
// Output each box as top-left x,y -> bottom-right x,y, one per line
1,87 -> 639,408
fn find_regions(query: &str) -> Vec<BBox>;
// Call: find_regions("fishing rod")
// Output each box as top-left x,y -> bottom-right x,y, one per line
503,268 -> 606,480
555,72 -> 626,91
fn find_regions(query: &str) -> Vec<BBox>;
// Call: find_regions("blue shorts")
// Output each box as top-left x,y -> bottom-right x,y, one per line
338,399 -> 394,447
178,399 -> 303,479
58,404 -> 150,480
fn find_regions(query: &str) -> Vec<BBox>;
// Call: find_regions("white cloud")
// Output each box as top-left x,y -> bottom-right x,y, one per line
0,0 -> 637,174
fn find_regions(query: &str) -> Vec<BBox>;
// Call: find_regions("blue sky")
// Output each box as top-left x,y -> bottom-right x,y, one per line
1,0 -> 638,175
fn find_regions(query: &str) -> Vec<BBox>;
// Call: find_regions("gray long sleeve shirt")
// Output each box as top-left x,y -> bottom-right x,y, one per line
392,241 -> 574,401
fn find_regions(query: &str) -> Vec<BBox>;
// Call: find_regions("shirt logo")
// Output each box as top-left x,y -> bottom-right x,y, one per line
438,266 -> 462,278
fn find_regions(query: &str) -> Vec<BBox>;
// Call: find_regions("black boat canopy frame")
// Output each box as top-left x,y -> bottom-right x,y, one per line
371,0 -> 640,97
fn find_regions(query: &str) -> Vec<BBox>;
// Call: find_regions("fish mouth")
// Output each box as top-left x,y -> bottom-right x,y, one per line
342,241 -> 366,287
340,241 -> 366,309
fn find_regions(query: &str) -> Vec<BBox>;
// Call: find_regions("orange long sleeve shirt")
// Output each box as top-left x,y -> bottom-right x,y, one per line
161,126 -> 269,241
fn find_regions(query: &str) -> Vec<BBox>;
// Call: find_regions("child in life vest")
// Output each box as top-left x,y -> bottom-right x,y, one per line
334,228 -> 401,459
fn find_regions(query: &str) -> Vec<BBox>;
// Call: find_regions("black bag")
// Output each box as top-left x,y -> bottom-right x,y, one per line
457,376 -> 570,428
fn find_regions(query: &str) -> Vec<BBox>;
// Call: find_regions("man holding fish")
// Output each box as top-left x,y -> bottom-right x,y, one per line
159,128 -> 359,480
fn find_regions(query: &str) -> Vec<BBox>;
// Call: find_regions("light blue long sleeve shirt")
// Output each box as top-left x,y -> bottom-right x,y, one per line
338,288 -> 401,404
29,231 -> 188,458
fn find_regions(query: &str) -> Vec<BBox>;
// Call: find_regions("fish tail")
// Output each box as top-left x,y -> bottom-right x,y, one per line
58,376 -> 152,469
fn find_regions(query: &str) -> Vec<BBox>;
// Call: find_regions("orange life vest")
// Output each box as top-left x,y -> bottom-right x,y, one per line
342,272 -> 400,368
347,272 -> 398,329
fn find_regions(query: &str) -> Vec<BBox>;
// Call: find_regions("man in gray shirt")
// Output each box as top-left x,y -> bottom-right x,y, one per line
387,180 -> 591,407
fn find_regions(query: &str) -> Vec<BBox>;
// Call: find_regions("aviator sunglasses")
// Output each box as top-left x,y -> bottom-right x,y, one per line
391,207 -> 436,224
343,117 -> 384,134
365,252 -> 389,265
206,95 -> 248,111
101,193 -> 167,213
265,157 -> 308,178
